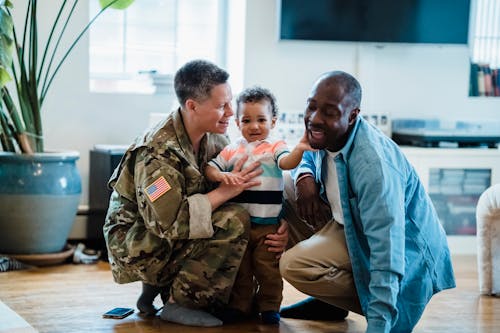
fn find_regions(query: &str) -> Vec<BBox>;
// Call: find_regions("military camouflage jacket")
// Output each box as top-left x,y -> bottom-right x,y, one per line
104,109 -> 229,284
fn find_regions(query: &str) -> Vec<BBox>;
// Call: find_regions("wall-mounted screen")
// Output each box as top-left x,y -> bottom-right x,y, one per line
279,0 -> 471,44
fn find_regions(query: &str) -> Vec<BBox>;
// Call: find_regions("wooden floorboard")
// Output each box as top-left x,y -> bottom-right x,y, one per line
0,255 -> 499,332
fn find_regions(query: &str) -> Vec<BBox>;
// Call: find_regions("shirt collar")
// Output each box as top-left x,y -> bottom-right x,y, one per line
235,136 -> 274,145
173,108 -> 193,149
173,108 -> 207,167
336,116 -> 362,162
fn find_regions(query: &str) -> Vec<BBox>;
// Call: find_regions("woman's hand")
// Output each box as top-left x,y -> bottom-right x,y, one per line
207,155 -> 262,210
265,219 -> 289,259
218,155 -> 262,194
296,176 -> 331,231
218,172 -> 246,185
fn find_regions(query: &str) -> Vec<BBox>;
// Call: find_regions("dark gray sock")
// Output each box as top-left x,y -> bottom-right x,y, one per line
137,283 -> 161,315
160,302 -> 222,327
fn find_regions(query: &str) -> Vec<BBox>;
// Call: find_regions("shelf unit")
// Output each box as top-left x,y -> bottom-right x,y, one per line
401,147 -> 500,254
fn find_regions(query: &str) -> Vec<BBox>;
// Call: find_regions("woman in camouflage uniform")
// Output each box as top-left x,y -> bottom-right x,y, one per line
103,60 -> 287,327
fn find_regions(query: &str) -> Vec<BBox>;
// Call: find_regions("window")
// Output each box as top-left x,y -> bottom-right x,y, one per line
470,0 -> 500,68
89,0 -> 244,94
469,0 -> 500,96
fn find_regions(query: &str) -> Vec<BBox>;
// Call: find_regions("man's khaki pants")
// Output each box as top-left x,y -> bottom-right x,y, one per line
279,173 -> 363,314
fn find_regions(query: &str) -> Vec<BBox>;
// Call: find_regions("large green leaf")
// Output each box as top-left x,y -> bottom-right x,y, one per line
0,1 -> 14,88
0,1 -> 13,46
0,0 -> 13,9
99,0 -> 135,10
0,3 -> 13,36
0,34 -> 14,66
0,67 -> 11,86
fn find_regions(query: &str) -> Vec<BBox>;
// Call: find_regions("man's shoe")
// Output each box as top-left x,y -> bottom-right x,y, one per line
280,297 -> 348,321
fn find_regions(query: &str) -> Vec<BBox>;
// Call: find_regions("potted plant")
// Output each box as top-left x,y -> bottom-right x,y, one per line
0,0 -> 135,255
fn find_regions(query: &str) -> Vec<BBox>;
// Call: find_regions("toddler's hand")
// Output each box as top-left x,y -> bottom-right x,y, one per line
295,131 -> 316,152
219,172 -> 245,185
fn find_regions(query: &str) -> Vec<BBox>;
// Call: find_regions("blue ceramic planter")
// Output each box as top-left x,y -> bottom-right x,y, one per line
0,151 -> 82,254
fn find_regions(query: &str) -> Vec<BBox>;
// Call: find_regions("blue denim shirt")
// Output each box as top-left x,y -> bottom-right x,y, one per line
294,117 -> 455,333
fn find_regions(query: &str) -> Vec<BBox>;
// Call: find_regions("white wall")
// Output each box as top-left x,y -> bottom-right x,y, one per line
244,0 -> 500,121
11,0 -> 500,209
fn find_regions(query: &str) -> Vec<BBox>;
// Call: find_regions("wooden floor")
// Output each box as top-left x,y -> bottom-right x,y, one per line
0,255 -> 499,333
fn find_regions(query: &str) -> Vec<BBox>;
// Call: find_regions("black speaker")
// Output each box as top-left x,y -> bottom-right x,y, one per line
87,145 -> 127,245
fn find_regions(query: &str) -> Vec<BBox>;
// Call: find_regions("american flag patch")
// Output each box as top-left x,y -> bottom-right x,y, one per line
145,176 -> 171,202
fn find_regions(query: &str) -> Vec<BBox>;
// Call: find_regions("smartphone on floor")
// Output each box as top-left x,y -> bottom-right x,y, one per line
102,307 -> 134,319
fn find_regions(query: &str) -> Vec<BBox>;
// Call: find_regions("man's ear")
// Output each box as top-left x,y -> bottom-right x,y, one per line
185,99 -> 197,112
349,108 -> 360,125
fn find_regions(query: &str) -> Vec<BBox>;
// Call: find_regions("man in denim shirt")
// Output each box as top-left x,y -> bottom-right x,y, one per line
279,71 -> 455,333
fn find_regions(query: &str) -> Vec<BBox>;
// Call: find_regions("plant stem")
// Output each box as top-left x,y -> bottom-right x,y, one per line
37,0 -> 68,84
39,0 -> 78,102
11,14 -> 37,152
0,87 -> 33,153
19,0 -> 31,67
28,0 -> 41,151
0,103 -> 17,152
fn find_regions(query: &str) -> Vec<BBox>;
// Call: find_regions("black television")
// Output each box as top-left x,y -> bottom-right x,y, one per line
279,0 -> 471,45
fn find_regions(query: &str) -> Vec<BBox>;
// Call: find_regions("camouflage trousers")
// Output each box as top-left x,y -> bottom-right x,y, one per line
166,204 -> 250,308
105,202 -> 250,309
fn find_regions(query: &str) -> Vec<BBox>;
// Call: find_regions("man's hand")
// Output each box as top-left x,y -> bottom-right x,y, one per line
296,175 -> 331,231
264,219 -> 289,259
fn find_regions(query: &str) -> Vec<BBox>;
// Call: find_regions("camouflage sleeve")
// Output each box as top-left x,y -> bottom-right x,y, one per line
186,194 -> 213,238
132,149 -> 214,240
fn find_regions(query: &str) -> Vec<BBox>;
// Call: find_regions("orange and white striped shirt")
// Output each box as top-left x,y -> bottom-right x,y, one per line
208,137 -> 290,224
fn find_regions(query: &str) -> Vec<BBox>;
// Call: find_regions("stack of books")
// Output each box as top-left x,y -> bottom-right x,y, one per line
469,63 -> 500,97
